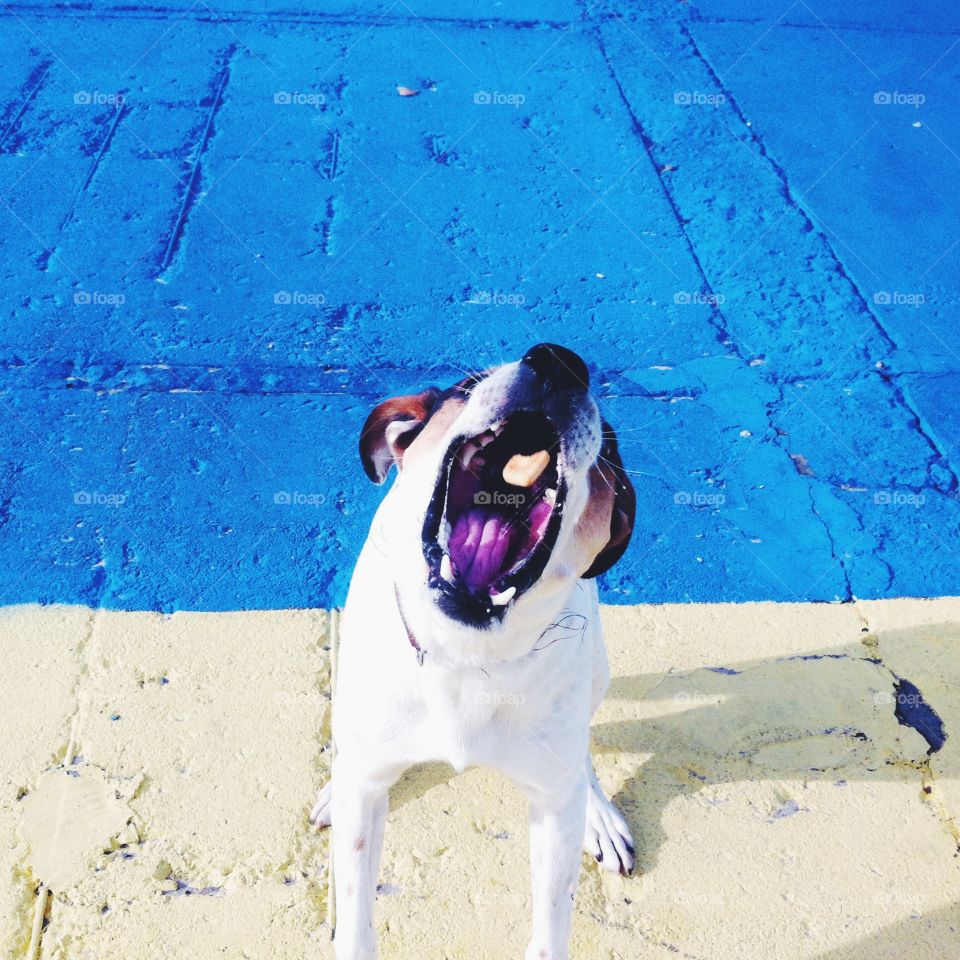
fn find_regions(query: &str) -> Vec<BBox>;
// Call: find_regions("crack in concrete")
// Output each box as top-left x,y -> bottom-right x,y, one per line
0,57 -> 53,153
854,603 -> 959,851
37,102 -> 130,272
805,485 -> 854,602
158,45 -> 236,276
593,19 -> 857,596
677,21 -> 960,498
590,10 -> 960,601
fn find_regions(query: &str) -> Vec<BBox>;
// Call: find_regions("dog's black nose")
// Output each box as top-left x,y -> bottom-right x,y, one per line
521,343 -> 590,392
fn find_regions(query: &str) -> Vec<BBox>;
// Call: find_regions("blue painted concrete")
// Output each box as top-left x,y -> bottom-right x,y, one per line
0,0 -> 957,610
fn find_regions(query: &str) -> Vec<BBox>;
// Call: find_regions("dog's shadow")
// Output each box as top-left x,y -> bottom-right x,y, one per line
388,621 -> 955,879
596,622 -> 954,876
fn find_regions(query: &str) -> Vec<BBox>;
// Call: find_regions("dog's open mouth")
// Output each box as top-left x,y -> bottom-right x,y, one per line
422,412 -> 566,622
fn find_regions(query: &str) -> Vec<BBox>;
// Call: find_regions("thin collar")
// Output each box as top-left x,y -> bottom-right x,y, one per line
394,584 -> 426,666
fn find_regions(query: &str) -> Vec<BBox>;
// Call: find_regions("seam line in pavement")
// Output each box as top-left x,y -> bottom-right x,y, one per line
678,21 -> 960,496
0,56 -> 52,151
687,11 -> 960,40
593,21 -> 856,599
158,45 -> 236,276
0,5 -> 597,29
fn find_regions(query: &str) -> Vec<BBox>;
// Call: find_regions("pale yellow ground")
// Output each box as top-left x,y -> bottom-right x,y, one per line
2,599 -> 959,960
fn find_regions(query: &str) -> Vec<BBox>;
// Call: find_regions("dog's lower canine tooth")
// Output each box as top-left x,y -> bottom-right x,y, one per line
460,443 -> 478,471
503,450 -> 550,488
489,585 -> 516,606
440,554 -> 454,583
543,487 -> 557,505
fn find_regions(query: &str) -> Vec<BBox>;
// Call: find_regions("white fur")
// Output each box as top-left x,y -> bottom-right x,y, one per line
312,362 -> 634,960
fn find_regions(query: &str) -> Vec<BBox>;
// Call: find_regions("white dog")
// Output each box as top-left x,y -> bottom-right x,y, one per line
311,344 -> 636,960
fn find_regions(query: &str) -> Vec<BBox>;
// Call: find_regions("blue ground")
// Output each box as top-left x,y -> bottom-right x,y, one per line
1,0 -> 957,610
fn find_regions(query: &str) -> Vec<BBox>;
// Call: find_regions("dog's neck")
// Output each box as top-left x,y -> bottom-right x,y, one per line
393,583 -> 426,666
392,568 -> 581,669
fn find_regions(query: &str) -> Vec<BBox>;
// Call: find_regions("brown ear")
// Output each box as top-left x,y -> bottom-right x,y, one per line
359,388 -> 441,483
581,422 -> 636,579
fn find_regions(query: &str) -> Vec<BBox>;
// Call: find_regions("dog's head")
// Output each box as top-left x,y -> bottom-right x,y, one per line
359,344 -> 634,651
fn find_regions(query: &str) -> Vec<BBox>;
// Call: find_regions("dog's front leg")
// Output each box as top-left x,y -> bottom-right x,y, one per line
526,774 -> 588,960
330,756 -> 393,960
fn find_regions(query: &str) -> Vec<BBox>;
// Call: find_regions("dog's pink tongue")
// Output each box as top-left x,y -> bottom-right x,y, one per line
449,509 -> 514,591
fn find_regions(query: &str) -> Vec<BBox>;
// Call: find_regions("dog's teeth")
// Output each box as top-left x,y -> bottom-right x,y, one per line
503,450 -> 550,488
489,420 -> 503,436
440,554 -> 455,583
489,585 -> 516,606
543,487 -> 557,505
460,443 -> 478,471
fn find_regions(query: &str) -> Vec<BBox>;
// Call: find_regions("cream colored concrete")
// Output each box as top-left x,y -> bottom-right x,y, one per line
1,600 -> 958,959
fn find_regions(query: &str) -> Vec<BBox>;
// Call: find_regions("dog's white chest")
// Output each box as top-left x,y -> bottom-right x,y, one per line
411,617 -> 593,772
415,667 -> 524,771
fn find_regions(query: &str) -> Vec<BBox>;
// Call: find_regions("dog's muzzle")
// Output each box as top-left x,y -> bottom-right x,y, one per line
421,344 -> 591,626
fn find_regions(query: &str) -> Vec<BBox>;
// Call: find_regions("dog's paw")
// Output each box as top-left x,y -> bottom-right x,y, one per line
583,788 -> 635,876
310,781 -> 332,829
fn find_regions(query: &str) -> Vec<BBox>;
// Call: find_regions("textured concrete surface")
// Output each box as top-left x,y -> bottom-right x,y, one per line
2,598 -> 958,959
0,0 -> 958,609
